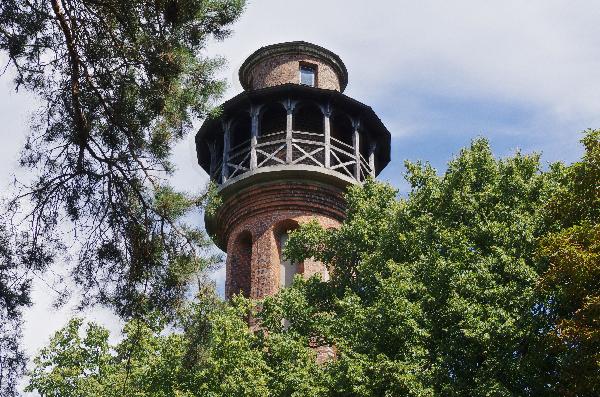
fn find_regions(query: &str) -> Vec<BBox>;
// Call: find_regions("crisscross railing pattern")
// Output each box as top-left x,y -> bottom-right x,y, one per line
215,130 -> 373,184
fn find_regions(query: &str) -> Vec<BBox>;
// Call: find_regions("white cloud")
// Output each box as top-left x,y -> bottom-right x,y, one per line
209,1 -> 600,140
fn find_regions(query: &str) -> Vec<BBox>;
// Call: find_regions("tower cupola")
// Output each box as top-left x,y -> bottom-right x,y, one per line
239,41 -> 349,92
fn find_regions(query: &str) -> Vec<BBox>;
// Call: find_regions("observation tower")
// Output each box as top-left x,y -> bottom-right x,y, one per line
195,41 -> 390,299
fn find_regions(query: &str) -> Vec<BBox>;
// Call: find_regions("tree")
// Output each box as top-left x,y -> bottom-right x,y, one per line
0,223 -> 29,397
537,130 -> 600,396
0,0 -> 245,393
24,140 -> 551,396
31,136 -> 582,397
26,289 -> 324,397
281,138 -> 559,396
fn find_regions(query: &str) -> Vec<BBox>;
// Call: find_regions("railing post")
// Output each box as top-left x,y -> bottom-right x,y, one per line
221,120 -> 231,182
324,105 -> 331,168
368,141 -> 377,178
250,107 -> 259,170
352,120 -> 361,181
285,100 -> 294,164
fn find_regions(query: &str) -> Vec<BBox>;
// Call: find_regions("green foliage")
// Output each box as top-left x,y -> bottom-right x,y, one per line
27,134 -> 599,396
0,1 -> 245,393
537,129 -> 600,396
204,181 -> 223,217
27,318 -> 111,396
282,138 -> 557,396
28,290 -> 280,396
0,0 -> 245,316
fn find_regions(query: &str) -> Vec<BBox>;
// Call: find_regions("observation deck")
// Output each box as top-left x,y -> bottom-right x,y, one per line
195,83 -> 391,194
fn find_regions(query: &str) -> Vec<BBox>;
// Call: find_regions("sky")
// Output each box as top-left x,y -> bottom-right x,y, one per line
0,1 -> 599,393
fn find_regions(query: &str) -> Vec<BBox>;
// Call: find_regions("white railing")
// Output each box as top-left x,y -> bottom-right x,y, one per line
217,130 -> 373,184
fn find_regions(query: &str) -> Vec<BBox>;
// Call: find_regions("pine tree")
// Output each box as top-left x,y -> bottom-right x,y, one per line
0,1 -> 245,394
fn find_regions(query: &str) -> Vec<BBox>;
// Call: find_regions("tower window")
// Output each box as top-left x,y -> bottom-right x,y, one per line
279,232 -> 299,287
300,64 -> 316,87
229,231 -> 252,298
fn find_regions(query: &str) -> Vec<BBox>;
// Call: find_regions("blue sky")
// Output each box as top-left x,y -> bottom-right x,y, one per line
1,1 -> 599,391
196,0 -> 598,190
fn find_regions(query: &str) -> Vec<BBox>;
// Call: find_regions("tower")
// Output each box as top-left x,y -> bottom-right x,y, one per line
195,41 -> 390,299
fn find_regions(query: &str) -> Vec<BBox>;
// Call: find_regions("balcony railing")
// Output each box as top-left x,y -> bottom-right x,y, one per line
211,130 -> 374,184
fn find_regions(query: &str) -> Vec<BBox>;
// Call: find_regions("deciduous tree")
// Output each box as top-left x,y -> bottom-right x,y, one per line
538,130 -> 600,396
281,138 -> 558,395
27,134 -> 600,396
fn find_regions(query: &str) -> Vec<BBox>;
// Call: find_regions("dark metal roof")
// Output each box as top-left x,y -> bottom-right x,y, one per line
239,41 -> 349,92
195,83 -> 391,176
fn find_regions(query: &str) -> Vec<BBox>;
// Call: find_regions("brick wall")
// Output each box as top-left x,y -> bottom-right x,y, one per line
248,54 -> 341,91
214,179 -> 347,299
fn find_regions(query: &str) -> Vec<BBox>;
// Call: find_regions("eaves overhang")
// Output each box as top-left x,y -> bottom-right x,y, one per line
195,84 -> 391,175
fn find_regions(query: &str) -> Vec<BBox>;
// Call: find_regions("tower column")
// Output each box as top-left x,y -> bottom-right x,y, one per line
368,141 -> 377,177
221,120 -> 231,182
352,120 -> 361,180
250,107 -> 260,170
251,226 -> 279,298
285,100 -> 294,164
324,106 -> 332,168
207,140 -> 218,179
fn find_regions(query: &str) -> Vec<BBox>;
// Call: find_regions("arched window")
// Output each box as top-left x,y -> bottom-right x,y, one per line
260,103 -> 287,136
293,103 -> 323,134
229,231 -> 252,298
275,220 -> 301,288
230,112 -> 251,150
279,232 -> 298,288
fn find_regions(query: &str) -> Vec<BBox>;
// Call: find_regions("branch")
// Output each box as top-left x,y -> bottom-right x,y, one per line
50,0 -> 88,170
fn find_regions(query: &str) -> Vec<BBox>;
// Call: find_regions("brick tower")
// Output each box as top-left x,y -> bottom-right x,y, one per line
195,41 -> 390,299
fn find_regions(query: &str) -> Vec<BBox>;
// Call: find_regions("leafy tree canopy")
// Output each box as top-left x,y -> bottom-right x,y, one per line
537,129 -> 600,395
280,137 -> 556,396
28,132 -> 599,396
27,292 -> 314,397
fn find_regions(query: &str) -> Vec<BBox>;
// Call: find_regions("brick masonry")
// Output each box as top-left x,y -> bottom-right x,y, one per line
247,54 -> 342,92
218,178 -> 344,363
210,179 -> 347,299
